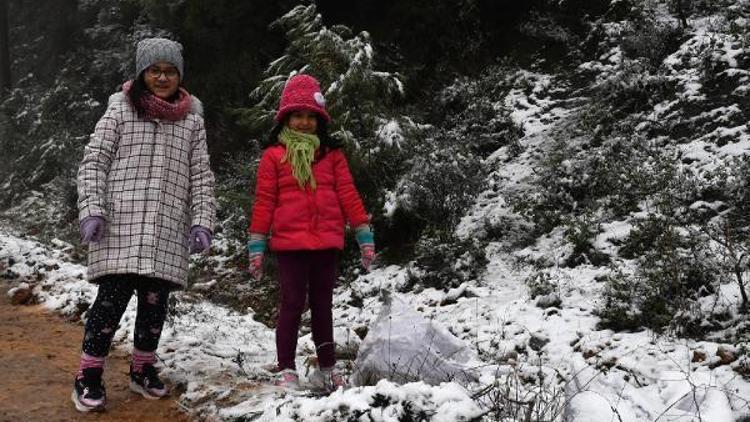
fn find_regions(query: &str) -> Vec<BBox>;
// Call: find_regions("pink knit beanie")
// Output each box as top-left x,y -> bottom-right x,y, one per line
275,74 -> 331,123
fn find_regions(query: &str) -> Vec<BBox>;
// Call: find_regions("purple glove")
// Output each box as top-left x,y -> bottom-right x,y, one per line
80,216 -> 105,244
189,225 -> 212,254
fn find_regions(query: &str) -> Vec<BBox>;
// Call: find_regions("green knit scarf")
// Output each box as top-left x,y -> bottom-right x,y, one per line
279,126 -> 320,190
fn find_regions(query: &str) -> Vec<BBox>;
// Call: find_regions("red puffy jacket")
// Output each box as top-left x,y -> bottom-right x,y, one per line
248,145 -> 369,251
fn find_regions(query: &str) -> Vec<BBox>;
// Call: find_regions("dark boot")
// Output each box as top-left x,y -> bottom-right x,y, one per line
71,367 -> 106,412
129,363 -> 169,399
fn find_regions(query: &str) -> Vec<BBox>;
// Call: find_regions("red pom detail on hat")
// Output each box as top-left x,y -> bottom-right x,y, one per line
275,74 -> 331,123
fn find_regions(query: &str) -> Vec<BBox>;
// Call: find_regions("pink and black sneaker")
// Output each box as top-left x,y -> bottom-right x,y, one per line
129,363 -> 169,400
71,367 -> 106,412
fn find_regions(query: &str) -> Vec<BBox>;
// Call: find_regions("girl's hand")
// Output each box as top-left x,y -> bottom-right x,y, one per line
189,225 -> 213,254
355,225 -> 376,272
248,252 -> 264,281
360,244 -> 376,272
80,216 -> 106,244
246,237 -> 267,282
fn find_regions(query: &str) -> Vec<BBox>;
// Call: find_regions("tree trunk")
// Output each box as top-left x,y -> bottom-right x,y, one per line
674,0 -> 688,29
736,262 -> 749,312
0,0 -> 10,95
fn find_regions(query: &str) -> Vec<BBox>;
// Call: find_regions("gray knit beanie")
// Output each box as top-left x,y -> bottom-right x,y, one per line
135,38 -> 184,80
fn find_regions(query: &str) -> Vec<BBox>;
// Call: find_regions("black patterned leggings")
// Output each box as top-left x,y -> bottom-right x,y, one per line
81,274 -> 172,357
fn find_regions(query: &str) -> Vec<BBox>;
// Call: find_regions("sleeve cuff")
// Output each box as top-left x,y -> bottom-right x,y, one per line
247,238 -> 267,253
191,215 -> 215,232
79,207 -> 106,222
355,226 -> 374,245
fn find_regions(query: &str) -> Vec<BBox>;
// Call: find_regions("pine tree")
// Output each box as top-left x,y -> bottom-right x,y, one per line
239,3 -> 404,146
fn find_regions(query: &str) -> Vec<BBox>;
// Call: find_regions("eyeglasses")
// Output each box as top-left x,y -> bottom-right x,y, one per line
145,66 -> 179,80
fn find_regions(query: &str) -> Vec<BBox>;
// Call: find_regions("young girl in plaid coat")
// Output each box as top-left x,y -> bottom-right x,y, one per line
247,74 -> 376,392
73,38 -> 216,412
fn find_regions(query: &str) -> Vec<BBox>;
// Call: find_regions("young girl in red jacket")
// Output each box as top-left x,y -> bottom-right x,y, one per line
247,74 -> 376,392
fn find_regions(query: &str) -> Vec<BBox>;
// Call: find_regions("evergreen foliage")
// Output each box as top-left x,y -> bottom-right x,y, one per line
0,0 -> 156,211
238,4 -> 404,140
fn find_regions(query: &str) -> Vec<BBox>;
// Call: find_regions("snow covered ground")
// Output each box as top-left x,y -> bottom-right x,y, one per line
2,225 -> 749,421
0,232 -> 486,420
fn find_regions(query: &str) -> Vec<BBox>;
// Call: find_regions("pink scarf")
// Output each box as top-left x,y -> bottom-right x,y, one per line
122,80 -> 192,121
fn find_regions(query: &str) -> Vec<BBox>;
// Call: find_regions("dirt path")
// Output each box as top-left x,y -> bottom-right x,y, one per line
0,286 -> 191,422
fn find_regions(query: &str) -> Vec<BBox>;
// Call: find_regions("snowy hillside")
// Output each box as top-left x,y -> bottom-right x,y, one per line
2,1 -> 750,421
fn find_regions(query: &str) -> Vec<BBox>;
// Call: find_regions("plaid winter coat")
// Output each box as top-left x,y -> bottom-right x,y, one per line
77,91 -> 216,288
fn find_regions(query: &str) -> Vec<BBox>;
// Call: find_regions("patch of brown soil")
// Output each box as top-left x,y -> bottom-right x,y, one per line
0,286 -> 191,422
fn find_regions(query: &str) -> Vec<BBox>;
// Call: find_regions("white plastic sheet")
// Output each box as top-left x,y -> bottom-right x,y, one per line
353,291 -> 479,386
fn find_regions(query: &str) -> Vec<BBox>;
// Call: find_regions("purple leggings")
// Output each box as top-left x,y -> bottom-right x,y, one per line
275,249 -> 338,370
